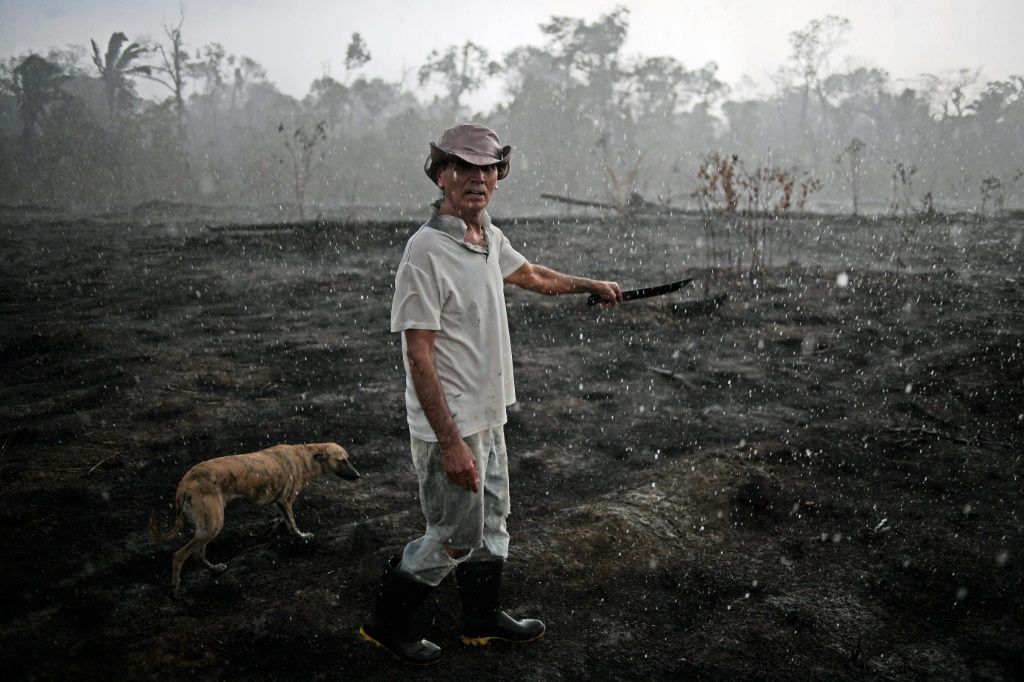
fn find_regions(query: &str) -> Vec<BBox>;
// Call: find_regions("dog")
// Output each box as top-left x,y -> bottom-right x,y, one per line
149,442 -> 359,594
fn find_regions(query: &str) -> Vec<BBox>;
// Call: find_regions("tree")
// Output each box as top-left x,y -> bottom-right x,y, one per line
786,15 -> 850,138
418,41 -> 500,119
629,56 -> 724,121
344,32 -> 371,82
890,160 -> 916,218
539,7 -> 635,201
981,171 -> 1023,215
148,10 -> 192,175
839,137 -> 866,215
188,43 -> 229,146
921,68 -> 981,120
277,120 -> 327,221
307,75 -> 348,128
10,54 -> 68,154
231,56 -> 268,114
824,67 -> 890,125
628,56 -> 726,203
90,31 -> 151,128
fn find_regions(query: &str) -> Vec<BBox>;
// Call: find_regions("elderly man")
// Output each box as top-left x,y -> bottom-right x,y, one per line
359,123 -> 621,664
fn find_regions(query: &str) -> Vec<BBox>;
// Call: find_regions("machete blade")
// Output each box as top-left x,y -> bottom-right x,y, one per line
587,278 -> 693,305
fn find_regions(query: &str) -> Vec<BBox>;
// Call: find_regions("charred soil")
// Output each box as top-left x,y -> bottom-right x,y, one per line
0,212 -> 1022,680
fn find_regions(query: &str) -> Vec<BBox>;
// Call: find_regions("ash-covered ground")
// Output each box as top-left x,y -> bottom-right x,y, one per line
0,209 -> 1021,680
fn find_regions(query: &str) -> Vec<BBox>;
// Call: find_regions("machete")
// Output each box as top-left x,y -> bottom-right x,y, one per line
587,278 -> 693,305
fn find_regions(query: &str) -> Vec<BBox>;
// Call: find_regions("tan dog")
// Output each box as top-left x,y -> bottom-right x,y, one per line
149,442 -> 359,594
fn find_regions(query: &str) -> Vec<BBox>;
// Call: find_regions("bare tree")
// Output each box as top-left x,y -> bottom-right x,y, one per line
277,120 -> 327,221
890,161 -> 916,218
838,137 -> 865,215
889,161 -> 918,270
786,15 -> 850,138
147,9 -> 192,175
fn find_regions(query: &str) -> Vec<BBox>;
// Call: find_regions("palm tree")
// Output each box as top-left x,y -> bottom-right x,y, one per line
90,31 -> 150,128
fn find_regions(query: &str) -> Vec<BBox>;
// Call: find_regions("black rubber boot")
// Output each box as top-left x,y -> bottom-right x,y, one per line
456,558 -> 545,646
359,558 -> 442,665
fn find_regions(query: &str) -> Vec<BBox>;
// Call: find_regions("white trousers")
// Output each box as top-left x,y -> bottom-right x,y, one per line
398,427 -> 511,586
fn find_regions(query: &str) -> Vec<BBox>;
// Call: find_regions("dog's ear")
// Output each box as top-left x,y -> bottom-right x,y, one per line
313,451 -> 329,463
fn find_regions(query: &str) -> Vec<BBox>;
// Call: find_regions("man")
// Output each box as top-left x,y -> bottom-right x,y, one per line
359,123 -> 621,665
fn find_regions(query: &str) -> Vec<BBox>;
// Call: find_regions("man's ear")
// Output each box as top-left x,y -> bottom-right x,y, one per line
436,162 -> 451,190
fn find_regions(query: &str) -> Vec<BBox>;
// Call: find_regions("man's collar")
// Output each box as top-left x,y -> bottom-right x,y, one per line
426,205 -> 492,254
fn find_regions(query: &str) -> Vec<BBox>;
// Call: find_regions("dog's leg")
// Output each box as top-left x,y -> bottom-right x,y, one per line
170,497 -> 225,594
197,544 -> 228,574
275,501 -> 313,540
171,535 -> 205,596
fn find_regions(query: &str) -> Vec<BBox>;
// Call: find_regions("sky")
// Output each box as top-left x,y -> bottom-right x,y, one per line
1,0 -> 1021,110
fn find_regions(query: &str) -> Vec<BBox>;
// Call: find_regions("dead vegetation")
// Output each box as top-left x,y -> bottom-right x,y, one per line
692,152 -> 822,278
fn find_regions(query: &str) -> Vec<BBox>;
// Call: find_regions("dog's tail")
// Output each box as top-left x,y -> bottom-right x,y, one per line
148,503 -> 184,543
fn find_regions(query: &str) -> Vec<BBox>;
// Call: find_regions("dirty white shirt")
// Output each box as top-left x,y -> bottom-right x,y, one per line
390,208 -> 527,442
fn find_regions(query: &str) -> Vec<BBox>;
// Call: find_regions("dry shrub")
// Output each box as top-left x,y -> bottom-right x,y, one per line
693,152 -> 822,277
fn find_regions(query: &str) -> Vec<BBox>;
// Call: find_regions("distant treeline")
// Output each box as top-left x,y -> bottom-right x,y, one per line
1,8 -> 1021,215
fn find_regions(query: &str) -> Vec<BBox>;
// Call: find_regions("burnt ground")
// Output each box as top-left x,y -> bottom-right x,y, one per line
0,209 -> 1022,680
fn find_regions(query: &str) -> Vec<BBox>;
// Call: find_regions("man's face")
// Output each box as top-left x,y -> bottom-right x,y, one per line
437,158 -> 499,215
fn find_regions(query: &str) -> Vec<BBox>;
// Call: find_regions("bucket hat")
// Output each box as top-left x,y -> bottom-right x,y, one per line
424,123 -> 512,183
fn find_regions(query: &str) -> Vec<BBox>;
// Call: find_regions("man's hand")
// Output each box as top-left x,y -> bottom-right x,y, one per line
591,280 -> 623,305
442,438 -> 480,492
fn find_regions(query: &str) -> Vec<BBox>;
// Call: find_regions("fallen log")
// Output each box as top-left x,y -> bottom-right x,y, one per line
540,191 -> 672,215
540,193 -> 618,210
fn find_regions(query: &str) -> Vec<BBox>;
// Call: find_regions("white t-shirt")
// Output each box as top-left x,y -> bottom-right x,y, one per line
390,208 -> 528,442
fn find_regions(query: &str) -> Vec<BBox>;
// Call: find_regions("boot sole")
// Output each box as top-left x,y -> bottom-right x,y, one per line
461,630 -> 545,646
358,627 -> 441,666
